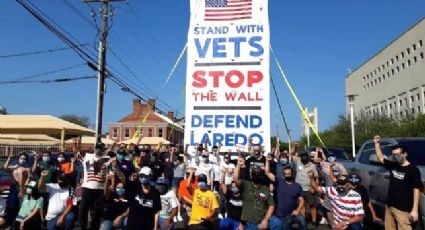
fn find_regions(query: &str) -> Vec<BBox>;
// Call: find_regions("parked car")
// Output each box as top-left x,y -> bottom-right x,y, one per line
342,137 -> 425,229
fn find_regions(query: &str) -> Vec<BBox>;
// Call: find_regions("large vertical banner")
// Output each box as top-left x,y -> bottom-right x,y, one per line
185,0 -> 270,152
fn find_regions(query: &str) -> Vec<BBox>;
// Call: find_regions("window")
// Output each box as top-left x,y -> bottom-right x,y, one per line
420,40 -> 423,47
412,108 -> 415,114
418,106 -> 421,113
417,94 -> 420,100
413,44 -> 417,51
124,128 -> 130,138
402,63 -> 405,69
420,53 -> 424,59
400,111 -> 404,117
374,79 -> 377,84
396,55 -> 399,61
386,61 -> 389,67
358,142 -> 392,165
401,52 -> 405,58
378,77 -> 381,82
414,56 -> 418,63
390,104 -> 392,109
391,58 -> 394,65
411,96 -> 414,103
387,72 -> 390,78
158,128 -> 163,137
407,60 -> 411,66
382,64 -> 385,70
148,128 -> 153,137
112,128 -> 118,138
383,75 -> 386,80
378,67 -> 381,73
396,66 -> 400,72
363,76 -> 365,81
407,48 -> 411,55
391,69 -> 395,75
399,100 -> 403,106
367,74 -> 370,79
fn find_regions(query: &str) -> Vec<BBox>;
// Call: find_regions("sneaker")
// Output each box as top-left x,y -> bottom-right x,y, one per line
177,214 -> 183,222
319,217 -> 328,225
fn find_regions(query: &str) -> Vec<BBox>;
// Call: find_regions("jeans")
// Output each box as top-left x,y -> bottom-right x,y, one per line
243,216 -> 281,230
46,212 -> 75,230
280,215 -> 307,230
347,222 -> 363,230
159,217 -> 173,230
99,219 -> 127,230
78,188 -> 103,230
219,217 -> 240,230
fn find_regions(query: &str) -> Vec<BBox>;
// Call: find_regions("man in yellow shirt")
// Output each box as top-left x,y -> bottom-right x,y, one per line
187,173 -> 219,230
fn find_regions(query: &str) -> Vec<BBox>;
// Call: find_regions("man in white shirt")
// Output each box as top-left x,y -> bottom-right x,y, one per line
39,171 -> 74,230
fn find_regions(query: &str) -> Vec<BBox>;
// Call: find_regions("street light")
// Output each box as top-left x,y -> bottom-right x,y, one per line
346,94 -> 358,158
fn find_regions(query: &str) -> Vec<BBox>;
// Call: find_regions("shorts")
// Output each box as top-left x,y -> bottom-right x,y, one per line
302,191 -> 318,206
172,177 -> 184,189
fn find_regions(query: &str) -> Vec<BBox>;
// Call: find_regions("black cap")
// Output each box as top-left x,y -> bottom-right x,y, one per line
197,174 -> 208,183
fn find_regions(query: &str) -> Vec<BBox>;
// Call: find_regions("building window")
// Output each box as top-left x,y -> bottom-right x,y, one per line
414,56 -> 418,63
396,55 -> 399,61
387,72 -> 390,78
417,94 -> 420,100
396,66 -> 400,72
420,40 -> 423,47
399,100 -> 403,106
413,44 -> 417,51
401,52 -> 405,58
391,58 -> 394,65
390,104 -> 392,109
418,106 -> 421,113
412,108 -> 415,114
374,79 -> 377,84
420,53 -> 424,59
407,60 -> 411,67
158,128 -> 163,137
411,96 -> 414,103
407,48 -> 411,55
402,63 -> 405,69
148,128 -> 153,137
124,128 -> 130,138
386,61 -> 389,67
391,69 -> 395,75
112,128 -> 118,138
382,64 -> 385,70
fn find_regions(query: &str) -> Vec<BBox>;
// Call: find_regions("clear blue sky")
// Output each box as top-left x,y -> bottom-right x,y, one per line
1,0 -> 424,141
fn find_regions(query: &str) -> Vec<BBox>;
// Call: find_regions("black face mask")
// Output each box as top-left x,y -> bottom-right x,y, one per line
284,176 -> 293,182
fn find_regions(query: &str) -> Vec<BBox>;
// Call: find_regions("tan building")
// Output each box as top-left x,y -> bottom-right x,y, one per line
345,17 -> 425,118
108,99 -> 184,144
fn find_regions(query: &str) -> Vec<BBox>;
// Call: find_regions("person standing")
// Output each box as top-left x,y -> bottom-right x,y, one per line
374,135 -> 422,230
156,177 -> 179,230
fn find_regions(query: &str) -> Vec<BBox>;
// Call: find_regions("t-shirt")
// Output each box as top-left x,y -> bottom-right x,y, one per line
213,164 -> 221,182
178,178 -> 198,203
160,190 -> 180,218
149,161 -> 164,181
196,163 -> 213,184
294,159 -> 317,191
45,183 -> 71,220
16,196 -> 44,221
173,162 -> 186,178
275,178 -> 303,218
82,153 -> 106,190
58,162 -> 73,174
221,162 -> 236,185
240,180 -> 274,224
224,189 -> 243,221
189,189 -> 219,225
117,160 -> 133,178
127,183 -> 162,230
384,159 -> 423,212
103,198 -> 129,221
322,186 -> 364,225
246,156 -> 269,186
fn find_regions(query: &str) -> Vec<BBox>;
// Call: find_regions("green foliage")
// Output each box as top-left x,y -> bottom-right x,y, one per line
270,136 -> 289,152
300,114 -> 425,151
59,114 -> 91,128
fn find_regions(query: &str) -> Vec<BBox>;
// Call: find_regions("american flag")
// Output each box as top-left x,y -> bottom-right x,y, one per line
205,0 -> 252,21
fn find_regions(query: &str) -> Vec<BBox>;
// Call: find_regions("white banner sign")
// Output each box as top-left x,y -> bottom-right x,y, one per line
185,0 -> 270,152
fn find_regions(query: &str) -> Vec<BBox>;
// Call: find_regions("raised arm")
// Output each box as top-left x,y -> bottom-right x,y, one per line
233,158 -> 242,186
373,135 -> 385,164
3,154 -> 12,171
220,167 -> 228,194
38,170 -> 48,192
265,155 -> 276,182
186,170 -> 195,195
31,155 -> 39,173
308,170 -> 323,194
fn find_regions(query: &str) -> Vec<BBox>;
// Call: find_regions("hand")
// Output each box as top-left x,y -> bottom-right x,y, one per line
162,218 -> 172,229
291,210 -> 299,216
334,222 -> 346,230
41,170 -> 49,177
410,210 -> 419,222
71,157 -> 76,163
113,216 -> 122,227
307,169 -> 314,178
373,135 -> 381,144
258,219 -> 268,229
56,216 -> 64,226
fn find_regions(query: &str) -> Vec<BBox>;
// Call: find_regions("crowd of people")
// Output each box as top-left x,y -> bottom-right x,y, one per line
0,134 -> 421,230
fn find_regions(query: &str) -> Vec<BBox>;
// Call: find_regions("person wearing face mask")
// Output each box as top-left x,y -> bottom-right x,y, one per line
218,167 -> 243,230
56,152 -> 74,175
156,177 -> 179,230
116,149 -> 133,183
266,157 -> 305,230
246,144 -> 267,182
38,171 -> 75,230
99,181 -> 129,230
234,160 -> 280,230
374,135 -> 422,230
32,151 -> 59,183
196,152 -> 214,190
187,173 -> 219,230
309,173 -> 364,230
291,152 -> 319,227
149,153 -> 164,182
14,181 -> 44,230
4,152 -> 31,223
221,153 -> 236,186
126,166 -> 161,230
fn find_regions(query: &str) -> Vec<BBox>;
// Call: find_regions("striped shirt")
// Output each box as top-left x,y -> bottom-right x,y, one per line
82,153 -> 106,190
322,186 -> 364,225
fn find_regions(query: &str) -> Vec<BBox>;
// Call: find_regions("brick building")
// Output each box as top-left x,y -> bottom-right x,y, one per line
108,99 -> 184,144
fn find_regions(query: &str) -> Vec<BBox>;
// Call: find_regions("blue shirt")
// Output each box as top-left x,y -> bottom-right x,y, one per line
275,177 -> 302,217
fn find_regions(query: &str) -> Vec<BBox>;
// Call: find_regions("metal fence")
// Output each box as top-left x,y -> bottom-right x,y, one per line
0,142 -> 60,157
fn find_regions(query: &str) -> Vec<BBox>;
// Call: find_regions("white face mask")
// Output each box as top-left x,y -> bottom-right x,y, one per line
42,156 -> 50,162
18,159 -> 26,165
57,157 -> 65,163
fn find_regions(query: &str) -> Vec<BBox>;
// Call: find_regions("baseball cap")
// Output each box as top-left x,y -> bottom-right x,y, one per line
139,166 -> 152,176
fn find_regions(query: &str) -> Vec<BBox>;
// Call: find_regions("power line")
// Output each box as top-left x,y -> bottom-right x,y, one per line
0,75 -> 96,85
4,63 -> 86,82
0,44 -> 88,58
270,72 -> 292,144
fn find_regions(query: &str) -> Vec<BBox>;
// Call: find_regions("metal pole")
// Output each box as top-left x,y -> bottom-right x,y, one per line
94,1 -> 109,147
350,102 -> 356,158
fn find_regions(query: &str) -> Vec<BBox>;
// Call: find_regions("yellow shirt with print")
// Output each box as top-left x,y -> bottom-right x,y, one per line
189,189 -> 219,225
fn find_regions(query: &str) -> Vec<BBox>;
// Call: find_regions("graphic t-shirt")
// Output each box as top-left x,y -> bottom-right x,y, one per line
127,183 -> 162,230
240,180 -> 274,224
384,159 -> 423,212
189,189 -> 219,225
224,189 -> 243,221
82,153 -> 106,190
322,186 -> 364,225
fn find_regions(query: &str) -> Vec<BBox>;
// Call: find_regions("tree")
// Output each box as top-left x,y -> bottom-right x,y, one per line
60,114 -> 91,128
